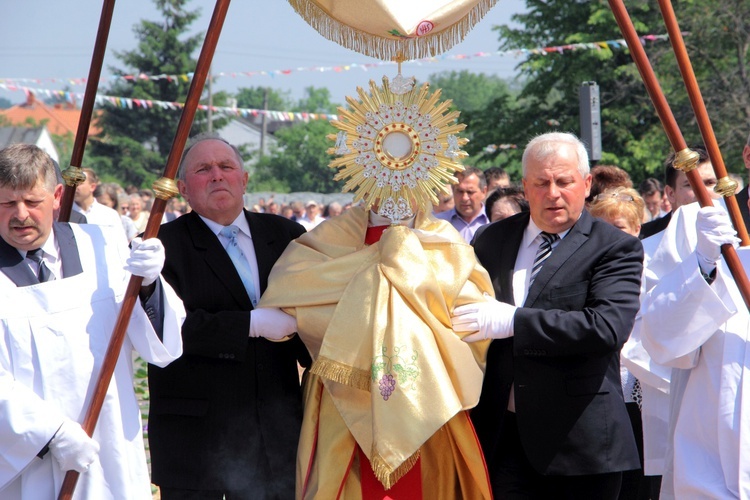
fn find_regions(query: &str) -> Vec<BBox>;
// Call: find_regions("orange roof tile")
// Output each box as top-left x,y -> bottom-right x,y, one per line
0,93 -> 101,137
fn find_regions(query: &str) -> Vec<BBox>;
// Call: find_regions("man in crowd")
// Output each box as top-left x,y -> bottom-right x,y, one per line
0,144 -> 184,498
298,200 -> 325,230
639,178 -> 665,223
484,166 -> 511,190
72,167 -> 126,236
640,145 -> 718,239
149,134 -> 309,499
452,132 -> 643,498
435,166 -> 489,242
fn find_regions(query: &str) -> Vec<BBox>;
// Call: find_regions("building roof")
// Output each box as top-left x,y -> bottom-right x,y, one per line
0,92 -> 100,137
0,126 -> 45,148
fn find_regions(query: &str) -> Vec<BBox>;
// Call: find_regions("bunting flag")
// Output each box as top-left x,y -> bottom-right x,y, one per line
0,83 -> 339,123
0,34 -> 674,88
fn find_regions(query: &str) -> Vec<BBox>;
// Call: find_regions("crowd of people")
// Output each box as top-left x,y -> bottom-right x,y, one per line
2,129 -> 750,499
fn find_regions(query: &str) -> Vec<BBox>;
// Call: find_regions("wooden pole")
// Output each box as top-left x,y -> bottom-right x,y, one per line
608,0 -> 750,310
57,0 -> 232,497
656,0 -> 750,246
58,0 -> 116,223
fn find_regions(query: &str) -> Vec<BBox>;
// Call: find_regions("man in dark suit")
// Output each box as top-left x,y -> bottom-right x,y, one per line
640,145 -> 717,239
452,132 -> 643,498
149,135 -> 308,499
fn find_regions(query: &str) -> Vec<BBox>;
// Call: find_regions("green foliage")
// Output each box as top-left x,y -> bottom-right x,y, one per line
251,119 -> 342,193
294,86 -> 339,113
467,0 -> 750,185
0,97 -> 11,110
236,86 -> 292,111
87,0 -> 210,188
426,70 -> 514,113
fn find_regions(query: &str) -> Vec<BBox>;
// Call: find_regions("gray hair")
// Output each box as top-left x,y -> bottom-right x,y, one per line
0,143 -> 58,192
522,132 -> 590,179
177,133 -> 245,182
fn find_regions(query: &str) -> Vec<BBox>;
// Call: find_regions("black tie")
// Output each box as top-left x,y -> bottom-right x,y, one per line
530,231 -> 559,285
26,248 -> 52,283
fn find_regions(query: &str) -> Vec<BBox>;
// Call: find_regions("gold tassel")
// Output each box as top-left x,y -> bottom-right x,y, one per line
311,356 -> 371,391
287,0 -> 500,61
370,449 -> 421,489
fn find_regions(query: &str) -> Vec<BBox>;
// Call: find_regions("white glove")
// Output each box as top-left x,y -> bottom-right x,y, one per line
451,293 -> 517,343
249,307 -> 297,340
49,420 -> 100,473
696,206 -> 739,272
125,237 -> 165,286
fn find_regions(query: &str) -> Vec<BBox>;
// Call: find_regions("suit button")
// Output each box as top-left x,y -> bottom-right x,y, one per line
219,353 -> 226,359
229,353 -> 235,359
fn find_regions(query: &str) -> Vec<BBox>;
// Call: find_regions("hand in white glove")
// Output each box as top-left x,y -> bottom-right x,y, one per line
451,293 -> 517,343
125,237 -> 165,286
249,307 -> 297,340
49,420 -> 100,473
696,206 -> 740,271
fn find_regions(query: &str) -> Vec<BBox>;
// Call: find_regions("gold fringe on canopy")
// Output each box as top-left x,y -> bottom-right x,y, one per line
287,0 -> 500,61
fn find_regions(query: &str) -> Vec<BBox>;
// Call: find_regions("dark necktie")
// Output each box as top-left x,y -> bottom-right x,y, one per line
530,231 -> 559,285
26,248 -> 52,283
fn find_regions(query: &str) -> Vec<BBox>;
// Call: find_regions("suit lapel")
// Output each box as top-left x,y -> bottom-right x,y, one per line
524,211 -> 593,307
0,236 -> 36,286
54,222 -> 83,278
498,214 -> 527,306
246,211 -> 274,294
185,212 -> 253,309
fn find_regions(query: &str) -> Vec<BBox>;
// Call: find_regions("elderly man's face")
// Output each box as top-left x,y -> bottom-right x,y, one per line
0,176 -> 61,251
178,140 -> 248,226
522,143 -> 591,234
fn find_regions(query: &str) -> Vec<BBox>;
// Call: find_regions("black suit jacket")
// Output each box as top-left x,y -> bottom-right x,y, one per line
639,211 -> 671,240
736,186 -> 750,233
149,210 -> 308,494
470,210 -> 642,479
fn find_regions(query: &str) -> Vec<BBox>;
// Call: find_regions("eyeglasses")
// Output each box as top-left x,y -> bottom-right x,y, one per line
593,192 -> 635,203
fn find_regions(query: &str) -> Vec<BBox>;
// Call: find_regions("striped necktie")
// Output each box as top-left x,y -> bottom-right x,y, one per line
530,231 -> 559,285
220,225 -> 258,306
26,248 -> 53,283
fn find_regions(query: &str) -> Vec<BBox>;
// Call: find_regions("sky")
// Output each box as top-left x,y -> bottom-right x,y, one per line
0,0 -> 527,111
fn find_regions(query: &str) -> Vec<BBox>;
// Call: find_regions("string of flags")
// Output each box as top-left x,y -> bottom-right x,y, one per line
0,83 -> 339,122
0,34 -> 674,88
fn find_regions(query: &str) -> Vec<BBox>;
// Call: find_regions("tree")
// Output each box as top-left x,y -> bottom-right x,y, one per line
467,0 -> 750,185
0,97 -> 13,110
251,119 -> 340,193
236,86 -> 292,111
86,0 -> 211,187
427,70 -> 514,113
249,86 -> 342,193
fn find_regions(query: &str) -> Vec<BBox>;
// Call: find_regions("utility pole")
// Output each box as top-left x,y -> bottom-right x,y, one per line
260,87 -> 268,157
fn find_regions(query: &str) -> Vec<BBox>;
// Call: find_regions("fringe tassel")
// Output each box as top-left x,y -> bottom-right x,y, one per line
370,449 -> 421,490
311,356 -> 371,391
287,0 -> 500,61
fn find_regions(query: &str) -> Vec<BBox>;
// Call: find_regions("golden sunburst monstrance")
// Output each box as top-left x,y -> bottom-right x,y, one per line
327,75 -> 469,222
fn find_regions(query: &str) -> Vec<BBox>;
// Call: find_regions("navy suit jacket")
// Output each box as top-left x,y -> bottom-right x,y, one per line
470,210 -> 642,478
149,210 -> 308,494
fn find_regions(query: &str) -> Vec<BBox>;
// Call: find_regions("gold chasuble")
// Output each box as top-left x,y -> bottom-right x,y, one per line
259,206 -> 493,499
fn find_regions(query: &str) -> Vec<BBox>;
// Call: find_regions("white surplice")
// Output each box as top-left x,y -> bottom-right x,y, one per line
640,238 -> 750,499
0,223 -> 184,499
